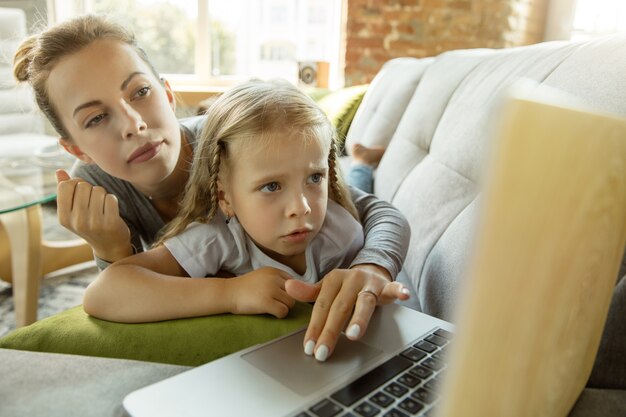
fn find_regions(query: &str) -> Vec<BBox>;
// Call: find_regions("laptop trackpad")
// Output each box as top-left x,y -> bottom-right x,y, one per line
242,330 -> 383,396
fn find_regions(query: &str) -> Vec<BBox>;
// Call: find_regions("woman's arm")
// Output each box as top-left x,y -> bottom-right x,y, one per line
56,170 -> 134,264
286,186 -> 411,361
83,245 -> 295,323
350,186 -> 410,277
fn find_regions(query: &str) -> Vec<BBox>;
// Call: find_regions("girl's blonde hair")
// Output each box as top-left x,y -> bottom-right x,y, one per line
157,79 -> 358,245
13,14 -> 161,138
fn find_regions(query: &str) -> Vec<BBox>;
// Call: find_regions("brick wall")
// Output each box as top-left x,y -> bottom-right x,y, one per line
344,0 -> 550,86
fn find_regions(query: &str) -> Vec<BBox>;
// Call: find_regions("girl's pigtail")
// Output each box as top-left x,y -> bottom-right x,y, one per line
154,138 -> 223,247
328,136 -> 359,221
206,139 -> 223,222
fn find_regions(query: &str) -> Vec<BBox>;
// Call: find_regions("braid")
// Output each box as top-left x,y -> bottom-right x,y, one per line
206,140 -> 223,222
328,136 -> 360,221
328,139 -> 342,204
153,139 -> 224,247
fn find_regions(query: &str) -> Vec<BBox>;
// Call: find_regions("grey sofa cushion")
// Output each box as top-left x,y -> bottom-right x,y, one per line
0,348 -> 190,417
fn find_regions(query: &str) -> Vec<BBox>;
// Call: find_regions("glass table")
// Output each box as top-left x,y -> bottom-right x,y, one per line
0,143 -> 92,327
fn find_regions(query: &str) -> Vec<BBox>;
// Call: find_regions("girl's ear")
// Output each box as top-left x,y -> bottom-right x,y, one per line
59,138 -> 95,164
162,79 -> 176,113
216,180 -> 234,217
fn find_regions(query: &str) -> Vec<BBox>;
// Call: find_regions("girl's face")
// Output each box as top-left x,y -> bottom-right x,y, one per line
218,132 -> 329,271
48,39 -> 181,188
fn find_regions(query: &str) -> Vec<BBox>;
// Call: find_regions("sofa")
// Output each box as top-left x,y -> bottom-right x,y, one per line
1,35 -> 625,416
342,34 -> 626,413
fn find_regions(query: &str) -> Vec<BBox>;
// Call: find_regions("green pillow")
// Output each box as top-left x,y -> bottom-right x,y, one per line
316,84 -> 369,152
305,87 -> 332,102
0,303 -> 312,366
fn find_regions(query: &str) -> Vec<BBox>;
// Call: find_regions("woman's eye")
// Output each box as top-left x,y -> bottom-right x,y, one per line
135,86 -> 152,99
308,173 -> 324,184
260,182 -> 280,193
86,113 -> 106,128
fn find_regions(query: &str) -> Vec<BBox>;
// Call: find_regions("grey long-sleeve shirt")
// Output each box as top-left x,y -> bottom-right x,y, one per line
72,116 -> 410,275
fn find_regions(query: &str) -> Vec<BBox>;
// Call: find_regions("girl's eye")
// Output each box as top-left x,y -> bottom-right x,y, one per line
260,182 -> 280,193
308,173 -> 324,184
86,113 -> 107,128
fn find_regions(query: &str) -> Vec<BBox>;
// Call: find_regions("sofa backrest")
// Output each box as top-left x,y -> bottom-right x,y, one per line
347,35 -> 626,389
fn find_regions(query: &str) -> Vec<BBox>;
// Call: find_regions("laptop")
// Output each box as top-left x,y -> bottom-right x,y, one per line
123,85 -> 626,417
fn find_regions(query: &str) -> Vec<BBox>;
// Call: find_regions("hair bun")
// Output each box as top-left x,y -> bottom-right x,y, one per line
13,35 -> 38,82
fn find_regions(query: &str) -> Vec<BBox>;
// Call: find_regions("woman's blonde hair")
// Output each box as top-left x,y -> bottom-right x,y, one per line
157,79 -> 358,245
13,14 -> 160,138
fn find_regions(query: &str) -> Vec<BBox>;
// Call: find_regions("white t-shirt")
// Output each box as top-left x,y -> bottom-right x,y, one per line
164,200 -> 364,282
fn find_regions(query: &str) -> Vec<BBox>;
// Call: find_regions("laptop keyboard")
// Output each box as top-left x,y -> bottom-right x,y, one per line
295,328 -> 453,417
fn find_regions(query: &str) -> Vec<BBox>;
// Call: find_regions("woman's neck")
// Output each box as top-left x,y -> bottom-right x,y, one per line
141,130 -> 193,221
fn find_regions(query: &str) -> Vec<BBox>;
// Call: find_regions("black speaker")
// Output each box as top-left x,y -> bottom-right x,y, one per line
297,61 -> 329,88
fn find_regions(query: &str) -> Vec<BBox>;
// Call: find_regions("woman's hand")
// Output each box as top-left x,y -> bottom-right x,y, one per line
285,264 -> 410,362
226,267 -> 296,318
56,169 -> 132,262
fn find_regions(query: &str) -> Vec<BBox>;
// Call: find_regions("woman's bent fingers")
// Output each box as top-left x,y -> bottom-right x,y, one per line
103,193 -> 121,218
88,186 -> 107,215
73,181 -> 95,212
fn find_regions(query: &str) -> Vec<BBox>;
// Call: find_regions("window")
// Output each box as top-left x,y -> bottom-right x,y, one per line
571,0 -> 626,40
51,0 -> 343,88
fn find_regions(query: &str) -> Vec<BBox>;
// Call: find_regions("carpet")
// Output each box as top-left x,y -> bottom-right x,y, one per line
0,202 -> 98,338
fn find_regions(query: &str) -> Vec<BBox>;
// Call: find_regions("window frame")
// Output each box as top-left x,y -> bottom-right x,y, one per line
49,0 -> 346,100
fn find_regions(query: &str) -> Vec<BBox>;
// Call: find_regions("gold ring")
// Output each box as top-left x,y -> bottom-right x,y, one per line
358,289 -> 378,301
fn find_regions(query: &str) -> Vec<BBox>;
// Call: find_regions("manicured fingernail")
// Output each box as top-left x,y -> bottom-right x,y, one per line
304,340 -> 315,356
401,287 -> 410,296
346,323 -> 361,339
315,345 -> 329,362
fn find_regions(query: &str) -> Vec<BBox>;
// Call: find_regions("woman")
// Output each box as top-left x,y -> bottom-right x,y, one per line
14,14 -> 410,360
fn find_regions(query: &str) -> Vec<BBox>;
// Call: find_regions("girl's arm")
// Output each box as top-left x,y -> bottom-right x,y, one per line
83,245 -> 295,323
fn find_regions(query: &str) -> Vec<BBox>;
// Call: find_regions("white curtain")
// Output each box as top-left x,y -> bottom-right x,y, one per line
543,0 -> 578,41
46,0 -> 90,24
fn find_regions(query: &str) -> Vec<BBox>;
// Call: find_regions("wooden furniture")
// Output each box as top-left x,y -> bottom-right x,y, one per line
0,142 -> 92,327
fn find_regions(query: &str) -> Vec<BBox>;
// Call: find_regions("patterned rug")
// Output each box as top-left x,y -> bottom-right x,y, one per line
0,202 -> 98,338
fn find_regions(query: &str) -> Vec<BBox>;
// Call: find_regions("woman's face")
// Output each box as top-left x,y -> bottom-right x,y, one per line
48,39 -> 181,188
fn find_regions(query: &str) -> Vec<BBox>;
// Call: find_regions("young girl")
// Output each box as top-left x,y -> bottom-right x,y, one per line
14,14 -> 410,361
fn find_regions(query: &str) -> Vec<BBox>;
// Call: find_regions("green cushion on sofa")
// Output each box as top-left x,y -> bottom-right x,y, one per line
316,84 -> 368,152
0,302 -> 312,366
